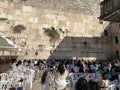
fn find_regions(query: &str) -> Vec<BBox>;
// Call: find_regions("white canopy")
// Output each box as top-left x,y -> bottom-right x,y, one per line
0,32 -> 21,51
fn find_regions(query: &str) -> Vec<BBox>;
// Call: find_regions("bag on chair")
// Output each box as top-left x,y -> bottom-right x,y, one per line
17,87 -> 23,90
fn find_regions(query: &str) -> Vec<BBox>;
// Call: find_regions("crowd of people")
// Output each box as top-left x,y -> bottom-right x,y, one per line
13,59 -> 120,90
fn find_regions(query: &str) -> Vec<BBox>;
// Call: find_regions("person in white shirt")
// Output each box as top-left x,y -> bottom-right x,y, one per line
100,73 -> 110,90
55,62 -> 69,90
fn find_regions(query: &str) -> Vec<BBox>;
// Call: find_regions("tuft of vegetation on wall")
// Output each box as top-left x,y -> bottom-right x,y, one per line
43,27 -> 60,43
13,24 -> 26,33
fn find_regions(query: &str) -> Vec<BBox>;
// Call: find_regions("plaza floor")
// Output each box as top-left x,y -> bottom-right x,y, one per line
32,78 -> 55,90
32,78 -> 69,90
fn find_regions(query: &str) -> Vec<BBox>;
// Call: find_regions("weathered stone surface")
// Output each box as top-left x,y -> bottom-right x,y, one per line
7,14 -> 14,20
1,0 -> 101,14
0,1 -> 114,60
0,1 -> 8,8
0,13 -> 7,18
22,5 -> 32,12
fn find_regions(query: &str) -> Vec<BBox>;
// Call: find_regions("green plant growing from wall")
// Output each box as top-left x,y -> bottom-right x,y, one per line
43,27 -> 60,46
13,24 -> 26,33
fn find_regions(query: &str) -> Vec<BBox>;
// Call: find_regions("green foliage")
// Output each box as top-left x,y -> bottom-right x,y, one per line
43,27 -> 60,43
13,24 -> 26,33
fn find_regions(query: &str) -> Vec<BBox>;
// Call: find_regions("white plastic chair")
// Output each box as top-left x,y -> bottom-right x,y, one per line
108,84 -> 116,90
24,74 -> 33,90
0,81 -> 8,90
66,79 -> 70,89
77,73 -> 84,78
0,73 -> 9,81
111,79 -> 118,84
101,84 -> 116,90
0,73 -> 10,90
69,73 -> 78,90
11,64 -> 17,70
7,78 -> 14,88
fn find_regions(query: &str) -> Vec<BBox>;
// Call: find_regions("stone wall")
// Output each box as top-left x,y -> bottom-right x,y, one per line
109,23 -> 120,59
0,1 -> 112,60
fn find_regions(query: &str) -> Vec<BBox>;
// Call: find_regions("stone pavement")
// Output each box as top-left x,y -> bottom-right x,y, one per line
32,78 -> 55,90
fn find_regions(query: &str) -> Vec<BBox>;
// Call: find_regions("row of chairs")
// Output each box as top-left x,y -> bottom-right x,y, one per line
0,67 -> 34,90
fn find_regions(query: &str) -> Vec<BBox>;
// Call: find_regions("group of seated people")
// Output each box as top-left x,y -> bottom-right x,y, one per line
40,59 -> 120,90
12,58 -> 120,90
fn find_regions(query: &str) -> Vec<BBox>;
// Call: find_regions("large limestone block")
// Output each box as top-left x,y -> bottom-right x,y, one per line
0,25 -> 6,31
58,20 -> 66,27
13,0 -> 21,3
6,14 -> 13,20
43,24 -> 49,28
22,12 -> 31,16
31,23 -> 38,29
17,15 -> 25,21
13,15 -> 18,20
34,17 -> 39,23
54,20 -> 58,26
15,10 -> 22,15
29,17 -> 34,23
39,17 -> 48,24
48,19 -> 54,25
78,22 -> 85,33
0,8 -> 4,13
0,2 -> 8,8
4,3 -> 14,13
73,22 -> 79,32
66,21 -> 71,27
31,8 -> 38,16
22,5 -> 33,13
58,15 -> 66,21
0,13 -> 7,18
97,44 -> 103,49
46,14 -> 56,19
15,21 -> 25,25
38,24 -> 44,34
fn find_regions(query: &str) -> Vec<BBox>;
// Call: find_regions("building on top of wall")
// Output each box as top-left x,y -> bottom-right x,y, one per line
99,0 -> 120,22
99,0 -> 120,60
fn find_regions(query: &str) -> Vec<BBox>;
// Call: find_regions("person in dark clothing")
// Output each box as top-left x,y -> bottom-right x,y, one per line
16,60 -> 22,66
75,77 -> 89,90
89,81 -> 100,90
